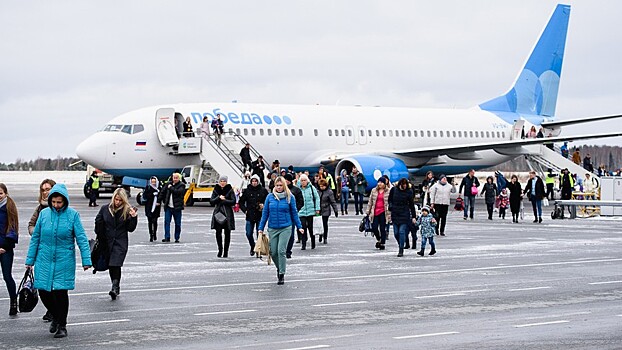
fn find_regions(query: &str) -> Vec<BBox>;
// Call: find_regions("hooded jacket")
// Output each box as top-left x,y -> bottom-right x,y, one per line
318,187 -> 338,217
25,184 -> 92,291
239,182 -> 268,222
480,177 -> 498,205
298,184 -> 320,217
387,186 -> 416,225
210,184 -> 236,230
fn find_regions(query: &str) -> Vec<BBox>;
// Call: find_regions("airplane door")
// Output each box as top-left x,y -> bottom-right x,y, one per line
345,125 -> 355,145
358,126 -> 368,145
156,108 -> 180,146
512,120 -> 526,140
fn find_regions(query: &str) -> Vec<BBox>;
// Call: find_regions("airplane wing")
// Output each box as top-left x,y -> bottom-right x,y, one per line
394,131 -> 622,158
541,114 -> 622,128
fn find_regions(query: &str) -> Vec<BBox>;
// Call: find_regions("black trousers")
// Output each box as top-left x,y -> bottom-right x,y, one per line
301,215 -> 315,248
147,217 -> 158,238
486,203 -> 494,219
39,290 -> 69,326
546,183 -> 555,200
215,226 -> 231,255
433,204 -> 449,234
321,216 -> 329,238
89,189 -> 98,205
109,266 -> 121,282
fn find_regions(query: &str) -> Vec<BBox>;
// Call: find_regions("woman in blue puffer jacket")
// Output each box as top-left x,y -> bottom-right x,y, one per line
25,184 -> 92,339
258,176 -> 304,285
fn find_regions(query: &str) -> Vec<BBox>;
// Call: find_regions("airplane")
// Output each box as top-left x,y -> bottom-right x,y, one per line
77,4 -> 622,194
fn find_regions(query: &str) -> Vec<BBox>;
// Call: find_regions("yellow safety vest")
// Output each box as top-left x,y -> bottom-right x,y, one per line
545,174 -> 556,184
91,176 -> 100,190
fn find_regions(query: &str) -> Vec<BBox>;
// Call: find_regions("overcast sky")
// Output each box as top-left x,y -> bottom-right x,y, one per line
1,1 -> 621,164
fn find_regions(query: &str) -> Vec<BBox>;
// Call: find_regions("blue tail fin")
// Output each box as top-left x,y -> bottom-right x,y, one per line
479,4 -> 570,117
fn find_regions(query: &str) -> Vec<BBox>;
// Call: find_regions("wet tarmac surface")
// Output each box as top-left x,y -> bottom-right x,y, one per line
1,184 -> 621,349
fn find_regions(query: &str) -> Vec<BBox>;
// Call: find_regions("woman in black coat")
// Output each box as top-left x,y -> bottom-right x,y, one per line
210,176 -> 236,258
143,176 -> 161,242
506,174 -> 523,223
238,174 -> 268,256
388,178 -> 416,257
480,176 -> 498,220
95,188 -> 138,300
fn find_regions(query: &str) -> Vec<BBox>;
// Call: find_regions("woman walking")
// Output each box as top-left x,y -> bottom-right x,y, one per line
95,188 -> 138,300
258,176 -> 304,285
298,174 -> 320,250
210,176 -> 236,258
26,183 -> 92,338
366,178 -> 391,250
429,174 -> 455,236
143,176 -> 161,242
338,169 -> 351,215
506,175 -> 523,223
27,179 -> 56,321
318,179 -> 338,244
0,184 -> 19,316
238,174 -> 268,256
480,176 -> 498,220
388,178 -> 416,257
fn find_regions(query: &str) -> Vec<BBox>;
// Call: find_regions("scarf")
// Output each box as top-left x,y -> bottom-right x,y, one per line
274,190 -> 287,201
0,197 -> 6,209
149,177 -> 160,213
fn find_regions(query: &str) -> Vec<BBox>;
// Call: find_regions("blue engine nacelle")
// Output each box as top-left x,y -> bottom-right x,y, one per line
336,155 -> 409,192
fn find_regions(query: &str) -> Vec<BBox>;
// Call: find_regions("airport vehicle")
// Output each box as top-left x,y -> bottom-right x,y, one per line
82,164 -> 123,198
181,163 -> 218,206
76,5 -> 622,192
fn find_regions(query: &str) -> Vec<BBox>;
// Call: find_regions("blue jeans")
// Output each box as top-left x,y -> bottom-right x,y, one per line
353,192 -> 364,214
372,212 -> 387,244
245,221 -> 259,248
164,207 -> 182,241
421,236 -> 436,251
463,195 -> 476,218
393,223 -> 409,250
0,249 -> 17,299
531,199 -> 542,219
340,188 -> 349,212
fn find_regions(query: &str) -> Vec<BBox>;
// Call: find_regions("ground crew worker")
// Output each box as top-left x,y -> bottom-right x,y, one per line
545,168 -> 557,200
323,170 -> 337,201
87,171 -> 100,207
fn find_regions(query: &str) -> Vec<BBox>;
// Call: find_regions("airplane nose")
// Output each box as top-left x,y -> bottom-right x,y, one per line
76,133 -> 108,169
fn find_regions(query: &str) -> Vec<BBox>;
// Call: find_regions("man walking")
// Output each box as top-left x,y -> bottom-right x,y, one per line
458,169 -> 480,220
159,173 -> 186,243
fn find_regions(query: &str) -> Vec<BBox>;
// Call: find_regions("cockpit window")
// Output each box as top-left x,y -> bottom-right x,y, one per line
103,124 -> 123,132
132,124 -> 144,134
121,125 -> 132,134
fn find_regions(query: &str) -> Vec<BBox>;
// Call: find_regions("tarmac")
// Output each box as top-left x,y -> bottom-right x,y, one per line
1,183 -> 621,350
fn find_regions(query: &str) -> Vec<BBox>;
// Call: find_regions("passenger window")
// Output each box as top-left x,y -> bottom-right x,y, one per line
486,131 -> 490,138
474,131 -> 479,138
481,131 -> 485,138
502,132 -> 506,138
439,131 -> 443,137
452,131 -> 456,137
244,129 -> 248,136
299,129 -> 303,136
368,130 -> 372,137
341,130 -> 345,137
382,130 -> 387,137
291,129 -> 296,136
314,129 -> 318,136
236,128 -> 241,135
284,129 -> 288,136
328,130 -> 333,136
447,131 -> 451,138
259,129 -> 264,136
276,129 -> 280,136
228,128 -> 233,134
389,130 -> 393,137
469,131 -> 473,138
414,130 -> 418,137
121,125 -> 132,134
426,131 -> 430,137
251,129 -> 256,136
497,131 -> 501,138
267,129 -> 272,136
132,124 -> 144,134
407,130 -> 411,137
401,130 -> 405,137
360,130 -> 364,137
433,131 -> 437,137
376,130 -> 380,137
458,131 -> 462,138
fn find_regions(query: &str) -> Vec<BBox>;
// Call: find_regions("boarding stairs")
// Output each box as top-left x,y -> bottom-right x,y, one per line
523,144 -> 600,183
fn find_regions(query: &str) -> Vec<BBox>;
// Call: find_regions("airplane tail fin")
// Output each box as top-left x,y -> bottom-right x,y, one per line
479,4 -> 570,118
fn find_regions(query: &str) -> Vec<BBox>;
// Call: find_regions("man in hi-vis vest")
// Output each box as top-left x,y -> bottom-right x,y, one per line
87,171 -> 100,207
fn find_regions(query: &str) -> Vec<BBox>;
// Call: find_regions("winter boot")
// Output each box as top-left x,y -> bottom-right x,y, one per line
49,319 -> 58,333
323,234 -> 327,244
54,326 -> 67,338
417,249 -> 424,256
109,279 -> 120,300
318,234 -> 323,243
311,235 -> 316,249
277,274 -> 285,285
9,298 -> 17,316
429,248 -> 436,256
397,248 -> 404,257
404,240 -> 410,249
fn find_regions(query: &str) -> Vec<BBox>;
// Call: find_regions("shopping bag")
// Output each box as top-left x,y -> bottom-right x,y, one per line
18,269 -> 38,313
253,232 -> 271,265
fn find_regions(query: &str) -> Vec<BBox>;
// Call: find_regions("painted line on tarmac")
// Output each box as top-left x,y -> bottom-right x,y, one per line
393,331 -> 460,340
231,334 -> 362,349
414,293 -> 465,299
67,319 -> 130,326
508,286 -> 552,292
588,280 -> 622,285
312,301 -> 368,307
194,309 -> 257,316
514,320 -> 570,328
279,346 -> 330,350
525,311 -> 590,320
65,257 -> 622,297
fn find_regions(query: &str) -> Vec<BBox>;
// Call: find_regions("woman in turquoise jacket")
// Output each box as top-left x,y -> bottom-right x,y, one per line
25,184 -> 92,339
297,174 -> 320,250
258,176 -> 303,285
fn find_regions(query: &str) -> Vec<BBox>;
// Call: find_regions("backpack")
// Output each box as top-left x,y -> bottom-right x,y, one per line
18,269 -> 38,313
454,197 -> 465,211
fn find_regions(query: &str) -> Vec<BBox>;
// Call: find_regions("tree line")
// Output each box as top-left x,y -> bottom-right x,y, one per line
0,157 -> 86,171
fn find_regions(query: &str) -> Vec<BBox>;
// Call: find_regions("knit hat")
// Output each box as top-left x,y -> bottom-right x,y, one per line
284,174 -> 294,182
250,174 -> 261,182
421,206 -> 430,213
377,177 -> 387,185
219,175 -> 228,182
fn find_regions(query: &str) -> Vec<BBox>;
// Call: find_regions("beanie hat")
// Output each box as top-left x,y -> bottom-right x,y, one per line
250,174 -> 261,182
219,175 -> 228,182
284,174 -> 294,182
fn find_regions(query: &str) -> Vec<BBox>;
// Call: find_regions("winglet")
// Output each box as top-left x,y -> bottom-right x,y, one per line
479,4 -> 571,117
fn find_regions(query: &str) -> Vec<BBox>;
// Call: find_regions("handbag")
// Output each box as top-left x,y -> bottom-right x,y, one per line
253,231 -> 271,265
213,205 -> 228,225
471,183 -> 479,196
89,238 -> 109,274
359,215 -> 372,236
18,269 -> 38,313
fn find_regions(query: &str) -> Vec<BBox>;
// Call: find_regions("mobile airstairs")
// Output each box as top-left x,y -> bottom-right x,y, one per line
155,108 -> 266,191
523,144 -> 599,184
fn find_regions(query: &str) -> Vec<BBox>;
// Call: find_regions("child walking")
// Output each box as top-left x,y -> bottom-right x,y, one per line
498,188 -> 509,219
416,206 -> 437,256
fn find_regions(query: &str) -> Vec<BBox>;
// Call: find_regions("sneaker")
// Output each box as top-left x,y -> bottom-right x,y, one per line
463,217 -> 468,220
54,326 -> 67,338
440,233 -> 446,236
162,238 -> 170,243
174,240 -> 180,243
43,311 -> 53,322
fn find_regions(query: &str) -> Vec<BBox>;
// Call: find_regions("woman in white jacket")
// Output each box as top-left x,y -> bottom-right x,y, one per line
429,174 -> 456,236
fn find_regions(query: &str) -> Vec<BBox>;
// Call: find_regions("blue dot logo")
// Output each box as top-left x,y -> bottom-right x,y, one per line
273,116 -> 282,125
283,116 -> 292,125
263,115 -> 272,124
